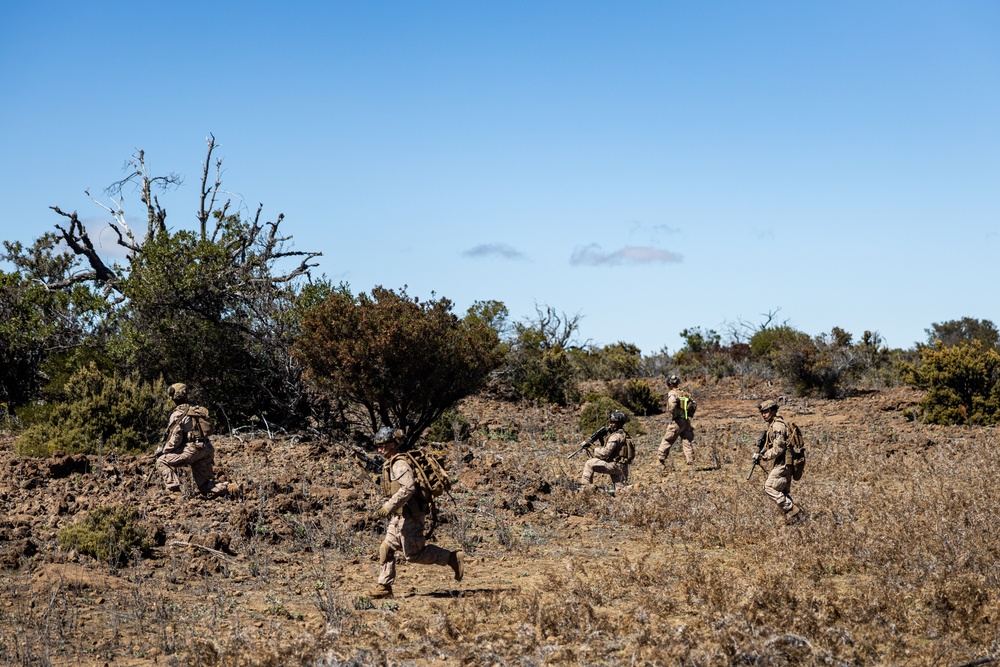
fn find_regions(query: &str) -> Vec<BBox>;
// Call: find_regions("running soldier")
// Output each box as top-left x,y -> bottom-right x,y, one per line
369,427 -> 464,599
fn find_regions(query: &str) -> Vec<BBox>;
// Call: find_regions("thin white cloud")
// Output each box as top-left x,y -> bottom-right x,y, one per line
571,244 -> 683,267
462,243 -> 528,260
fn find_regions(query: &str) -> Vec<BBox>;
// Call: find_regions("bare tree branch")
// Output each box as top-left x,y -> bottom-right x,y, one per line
198,134 -> 222,238
47,207 -> 120,291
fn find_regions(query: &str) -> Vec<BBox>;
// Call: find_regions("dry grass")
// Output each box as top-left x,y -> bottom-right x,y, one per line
0,383 -> 998,665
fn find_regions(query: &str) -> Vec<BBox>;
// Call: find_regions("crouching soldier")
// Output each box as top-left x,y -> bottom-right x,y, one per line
369,427 -> 464,599
156,383 -> 228,497
579,411 -> 634,492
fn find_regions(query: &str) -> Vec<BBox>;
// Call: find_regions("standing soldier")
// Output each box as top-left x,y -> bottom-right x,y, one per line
156,383 -> 228,497
657,375 -> 696,468
754,399 -> 801,522
369,427 -> 464,600
579,411 -> 634,491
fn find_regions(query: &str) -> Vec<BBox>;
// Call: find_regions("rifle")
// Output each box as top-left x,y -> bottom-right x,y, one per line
745,429 -> 768,480
567,425 -> 608,459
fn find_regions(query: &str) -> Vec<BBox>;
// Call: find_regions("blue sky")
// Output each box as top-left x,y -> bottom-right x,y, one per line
2,2 -> 998,354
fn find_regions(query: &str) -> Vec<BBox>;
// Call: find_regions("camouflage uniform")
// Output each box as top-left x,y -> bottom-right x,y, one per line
657,387 -> 695,465
157,403 -> 225,495
580,427 -> 631,488
760,415 -> 796,514
375,453 -> 459,593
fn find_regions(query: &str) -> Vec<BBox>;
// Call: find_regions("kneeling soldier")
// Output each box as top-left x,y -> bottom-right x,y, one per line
579,411 -> 633,491
369,427 -> 464,599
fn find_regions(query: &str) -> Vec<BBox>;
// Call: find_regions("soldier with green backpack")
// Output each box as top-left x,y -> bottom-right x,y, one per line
369,426 -> 464,600
657,375 -> 698,468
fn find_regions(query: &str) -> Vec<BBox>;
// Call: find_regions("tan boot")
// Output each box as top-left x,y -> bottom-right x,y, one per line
448,551 -> 465,582
368,584 -> 393,599
784,505 -> 802,524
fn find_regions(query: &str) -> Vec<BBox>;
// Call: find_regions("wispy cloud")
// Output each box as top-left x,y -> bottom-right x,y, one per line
570,244 -> 683,267
462,243 -> 528,260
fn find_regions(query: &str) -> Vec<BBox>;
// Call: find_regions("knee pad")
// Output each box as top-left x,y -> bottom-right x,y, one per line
378,541 -> 392,565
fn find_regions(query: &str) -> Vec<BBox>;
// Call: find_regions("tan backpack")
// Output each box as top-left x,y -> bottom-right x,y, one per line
781,419 -> 806,480
401,448 -> 453,504
183,405 -> 215,439
614,430 -> 636,464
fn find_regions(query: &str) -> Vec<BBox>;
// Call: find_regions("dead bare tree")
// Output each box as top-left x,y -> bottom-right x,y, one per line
725,307 -> 786,344
46,134 -> 321,297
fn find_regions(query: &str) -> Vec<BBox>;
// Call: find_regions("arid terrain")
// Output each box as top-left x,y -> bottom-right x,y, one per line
0,377 -> 997,666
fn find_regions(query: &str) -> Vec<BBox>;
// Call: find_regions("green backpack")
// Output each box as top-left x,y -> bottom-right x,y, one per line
678,391 -> 697,419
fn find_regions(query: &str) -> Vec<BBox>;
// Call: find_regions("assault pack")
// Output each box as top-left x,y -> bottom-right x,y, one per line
387,447 -> 454,537
615,430 -> 636,464
677,391 -> 697,420
182,405 -> 215,439
781,418 -> 806,480
401,448 -> 453,505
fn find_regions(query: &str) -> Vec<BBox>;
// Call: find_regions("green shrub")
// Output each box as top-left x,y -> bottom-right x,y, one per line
902,341 -> 1000,425
58,505 -> 152,568
426,407 -> 471,442
577,396 -> 644,436
570,342 -> 642,381
749,325 -> 805,360
15,363 -> 168,456
502,306 -> 582,406
607,378 -> 663,416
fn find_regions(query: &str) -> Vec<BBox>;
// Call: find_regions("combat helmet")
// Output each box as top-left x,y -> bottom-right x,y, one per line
667,374 -> 681,386
168,383 -> 188,402
374,427 -> 404,445
759,399 -> 780,413
609,410 -> 627,425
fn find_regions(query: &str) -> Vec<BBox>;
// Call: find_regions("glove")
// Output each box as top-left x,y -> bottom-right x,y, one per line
154,446 -> 164,456
376,504 -> 392,518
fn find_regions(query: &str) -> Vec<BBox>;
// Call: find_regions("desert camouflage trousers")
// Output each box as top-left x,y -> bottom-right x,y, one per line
157,441 -> 224,494
658,419 -> 695,464
580,459 -> 630,487
764,464 -> 795,512
378,513 -> 451,586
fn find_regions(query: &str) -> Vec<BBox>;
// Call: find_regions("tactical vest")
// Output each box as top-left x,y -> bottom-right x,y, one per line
613,429 -> 636,464
380,455 -> 426,516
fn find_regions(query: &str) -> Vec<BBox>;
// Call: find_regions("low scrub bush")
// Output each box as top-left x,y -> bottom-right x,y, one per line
607,378 -> 663,416
902,340 -> 1000,425
58,504 -> 152,568
577,396 -> 643,436
15,362 -> 168,456
425,407 -> 472,442
570,342 -> 642,381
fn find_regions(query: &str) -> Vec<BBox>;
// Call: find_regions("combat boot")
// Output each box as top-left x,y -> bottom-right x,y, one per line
368,584 -> 393,599
784,505 -> 802,524
448,550 -> 465,582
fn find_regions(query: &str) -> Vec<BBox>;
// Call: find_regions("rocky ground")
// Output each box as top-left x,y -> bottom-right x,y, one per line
0,377 -> 997,666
